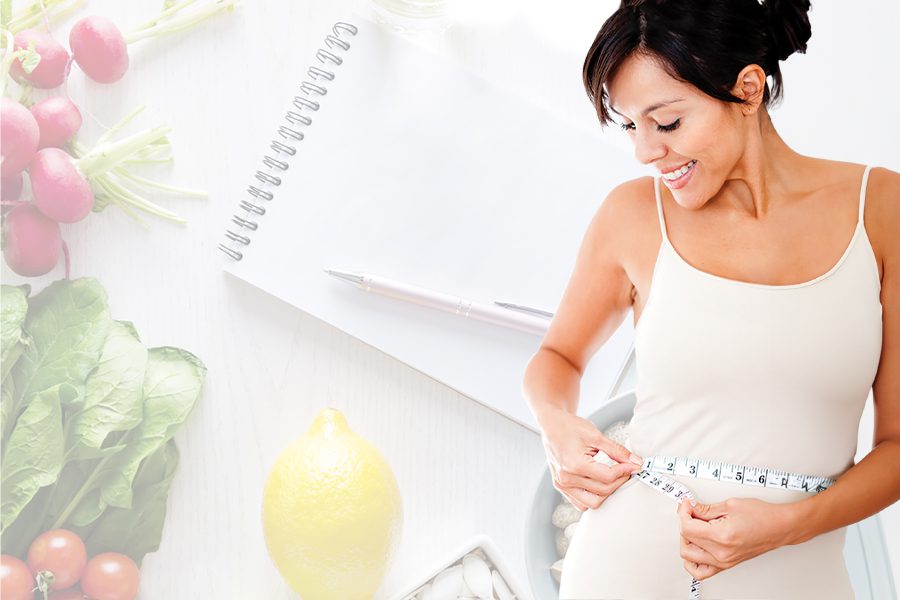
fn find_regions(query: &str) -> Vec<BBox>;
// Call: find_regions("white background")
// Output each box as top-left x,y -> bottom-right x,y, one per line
2,0 -> 898,597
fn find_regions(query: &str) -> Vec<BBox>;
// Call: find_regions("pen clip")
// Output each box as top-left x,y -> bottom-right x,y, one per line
493,301 -> 554,319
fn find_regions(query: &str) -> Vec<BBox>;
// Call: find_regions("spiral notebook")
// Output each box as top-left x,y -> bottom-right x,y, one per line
218,12 -> 642,433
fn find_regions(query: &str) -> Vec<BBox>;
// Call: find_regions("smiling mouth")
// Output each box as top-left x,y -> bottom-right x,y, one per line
662,159 -> 697,181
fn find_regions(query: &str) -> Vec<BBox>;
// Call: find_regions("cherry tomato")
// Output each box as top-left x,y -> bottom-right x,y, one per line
80,553 -> 139,600
49,588 -> 86,599
1,554 -> 35,600
27,529 -> 88,591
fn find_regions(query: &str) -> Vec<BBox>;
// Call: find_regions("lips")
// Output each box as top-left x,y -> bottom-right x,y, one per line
662,159 -> 697,189
661,159 -> 696,177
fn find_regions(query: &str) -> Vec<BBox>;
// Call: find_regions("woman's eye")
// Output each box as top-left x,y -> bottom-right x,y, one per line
620,119 -> 681,133
658,119 -> 680,132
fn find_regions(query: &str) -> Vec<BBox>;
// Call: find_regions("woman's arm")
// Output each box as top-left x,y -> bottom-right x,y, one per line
786,442 -> 900,545
523,178 -> 642,427
785,167 -> 900,545
523,178 -> 648,511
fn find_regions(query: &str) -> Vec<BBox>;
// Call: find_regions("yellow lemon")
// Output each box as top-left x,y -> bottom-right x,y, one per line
262,407 -> 403,599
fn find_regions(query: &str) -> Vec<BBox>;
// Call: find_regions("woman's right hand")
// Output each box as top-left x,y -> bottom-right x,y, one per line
538,405 -> 644,511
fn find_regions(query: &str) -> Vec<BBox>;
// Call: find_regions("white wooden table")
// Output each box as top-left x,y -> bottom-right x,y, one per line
3,0 -> 898,597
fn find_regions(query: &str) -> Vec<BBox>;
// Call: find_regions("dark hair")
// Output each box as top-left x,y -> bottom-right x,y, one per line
582,0 -> 813,127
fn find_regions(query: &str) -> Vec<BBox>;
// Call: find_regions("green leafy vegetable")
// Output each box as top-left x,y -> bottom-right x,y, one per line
1,284 -> 30,384
11,277 -> 111,411
0,278 -> 205,565
83,439 -> 180,565
93,347 -> 205,511
68,320 -> 146,456
55,346 -> 205,527
1,383 -> 75,529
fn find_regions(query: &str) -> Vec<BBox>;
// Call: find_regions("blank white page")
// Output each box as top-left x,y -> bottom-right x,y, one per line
222,13 -> 643,433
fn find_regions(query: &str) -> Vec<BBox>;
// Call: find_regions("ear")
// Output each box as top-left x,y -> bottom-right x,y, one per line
731,64 -> 767,116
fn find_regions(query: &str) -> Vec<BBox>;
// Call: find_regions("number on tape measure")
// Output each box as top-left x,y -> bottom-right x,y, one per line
642,455 -> 836,492
632,455 -> 838,599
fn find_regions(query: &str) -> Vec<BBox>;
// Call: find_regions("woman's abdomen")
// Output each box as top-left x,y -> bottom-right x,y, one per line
558,472 -> 854,599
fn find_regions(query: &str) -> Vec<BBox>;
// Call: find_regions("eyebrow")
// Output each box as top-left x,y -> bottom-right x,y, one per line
609,97 -> 685,119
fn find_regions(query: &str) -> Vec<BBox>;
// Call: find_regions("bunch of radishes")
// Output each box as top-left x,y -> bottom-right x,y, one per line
1,0 -> 238,278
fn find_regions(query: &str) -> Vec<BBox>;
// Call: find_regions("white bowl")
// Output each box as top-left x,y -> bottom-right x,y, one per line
394,532 -> 533,600
523,391 -> 637,600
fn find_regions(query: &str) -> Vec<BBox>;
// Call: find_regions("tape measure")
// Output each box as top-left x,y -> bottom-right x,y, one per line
629,455 -> 836,599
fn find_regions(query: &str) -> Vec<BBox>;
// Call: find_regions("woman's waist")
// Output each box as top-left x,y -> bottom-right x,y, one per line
625,419 -> 854,482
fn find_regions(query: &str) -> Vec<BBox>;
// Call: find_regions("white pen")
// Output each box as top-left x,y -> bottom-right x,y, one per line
324,268 -> 549,336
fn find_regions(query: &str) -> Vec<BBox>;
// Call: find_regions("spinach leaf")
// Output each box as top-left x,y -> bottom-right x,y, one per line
1,377 -> 14,457
0,485 -> 54,558
82,439 -> 180,565
12,278 -> 111,414
68,320 -> 146,456
67,347 -> 205,520
42,442 -> 128,531
0,383 -> 76,530
1,284 -> 30,385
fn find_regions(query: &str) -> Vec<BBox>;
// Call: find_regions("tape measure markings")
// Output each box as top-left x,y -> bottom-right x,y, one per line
639,455 -> 836,493
627,455 -> 837,599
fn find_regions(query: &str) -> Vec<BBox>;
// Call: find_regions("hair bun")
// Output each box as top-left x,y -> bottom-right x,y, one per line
762,0 -> 813,62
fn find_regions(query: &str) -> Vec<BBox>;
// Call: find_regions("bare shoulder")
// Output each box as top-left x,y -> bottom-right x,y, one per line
591,175 -> 661,285
802,158 -> 897,279
590,176 -> 658,249
865,165 -> 900,222
599,176 -> 657,216
865,165 -> 900,282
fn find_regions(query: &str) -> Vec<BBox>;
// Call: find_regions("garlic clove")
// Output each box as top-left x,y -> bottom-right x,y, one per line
550,558 -> 564,583
555,528 -> 569,557
492,569 -> 514,600
458,573 -> 476,599
430,564 -> 464,600
462,553 -> 493,600
564,521 -> 578,540
551,500 -> 582,529
602,420 -> 630,444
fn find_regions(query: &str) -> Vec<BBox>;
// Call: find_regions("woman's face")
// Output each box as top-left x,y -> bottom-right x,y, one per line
606,52 -> 750,210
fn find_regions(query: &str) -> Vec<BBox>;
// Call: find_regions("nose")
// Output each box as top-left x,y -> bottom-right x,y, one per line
633,130 -> 667,166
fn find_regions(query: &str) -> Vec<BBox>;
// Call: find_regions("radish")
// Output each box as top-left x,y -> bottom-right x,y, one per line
29,116 -> 174,224
68,16 -> 128,84
70,1 -> 238,84
30,97 -> 83,149
10,28 -> 72,89
29,147 -> 94,223
1,97 -> 40,177
2,203 -> 63,276
1,173 -> 24,201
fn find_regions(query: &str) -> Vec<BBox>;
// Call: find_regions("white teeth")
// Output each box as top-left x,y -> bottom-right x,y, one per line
663,160 -> 696,180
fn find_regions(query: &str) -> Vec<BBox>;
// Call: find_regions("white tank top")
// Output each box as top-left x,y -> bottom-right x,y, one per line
629,165 -> 883,481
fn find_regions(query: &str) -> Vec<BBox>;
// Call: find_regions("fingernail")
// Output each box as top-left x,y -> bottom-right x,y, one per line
629,453 -> 643,465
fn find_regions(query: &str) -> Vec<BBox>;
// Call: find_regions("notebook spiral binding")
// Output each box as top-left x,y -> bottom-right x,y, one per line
218,21 -> 359,261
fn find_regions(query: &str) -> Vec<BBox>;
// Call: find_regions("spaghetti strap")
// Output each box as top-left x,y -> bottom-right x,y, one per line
859,165 -> 872,223
653,176 -> 669,243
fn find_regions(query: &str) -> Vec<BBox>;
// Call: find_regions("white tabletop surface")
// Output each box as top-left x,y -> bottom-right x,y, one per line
3,0 -> 898,597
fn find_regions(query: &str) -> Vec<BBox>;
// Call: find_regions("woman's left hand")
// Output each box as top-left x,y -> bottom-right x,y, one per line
676,496 -> 797,581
